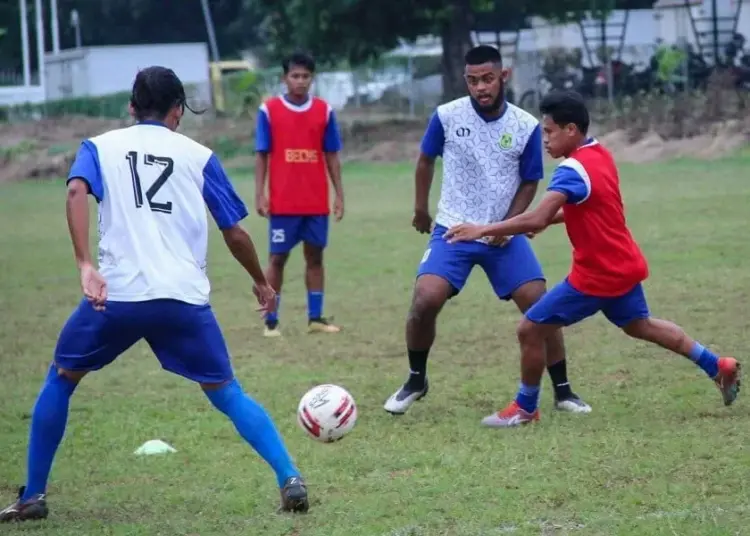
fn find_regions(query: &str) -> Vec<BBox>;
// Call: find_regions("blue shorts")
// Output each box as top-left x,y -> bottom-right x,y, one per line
269,215 -> 328,254
54,299 -> 234,384
416,225 -> 545,300
525,278 -> 650,327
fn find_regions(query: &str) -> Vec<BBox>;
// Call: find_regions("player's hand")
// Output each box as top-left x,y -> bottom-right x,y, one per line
334,195 -> 345,221
255,195 -> 269,218
252,282 -> 277,315
487,235 -> 512,247
443,223 -> 487,244
80,262 -> 107,311
412,209 -> 433,234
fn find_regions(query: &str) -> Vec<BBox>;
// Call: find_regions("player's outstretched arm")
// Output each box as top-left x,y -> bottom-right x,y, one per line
445,192 -> 567,243
203,153 -> 276,311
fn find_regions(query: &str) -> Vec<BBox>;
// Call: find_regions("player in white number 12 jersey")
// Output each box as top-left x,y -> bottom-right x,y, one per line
0,67 -> 308,523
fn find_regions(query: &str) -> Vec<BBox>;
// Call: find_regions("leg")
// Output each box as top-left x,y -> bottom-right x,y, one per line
144,300 -> 307,512
510,279 -> 591,413
384,225 -> 475,415
605,285 -> 741,406
300,216 -> 338,333
1,300 -> 140,523
265,216 -> 302,334
479,235 -> 590,412
481,279 -> 603,428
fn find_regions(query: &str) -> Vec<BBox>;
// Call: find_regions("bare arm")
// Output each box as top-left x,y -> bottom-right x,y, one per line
415,153 -> 435,213
551,208 -> 564,225
481,192 -> 567,237
254,152 -> 269,216
221,225 -> 267,284
66,179 -> 93,268
504,180 -> 539,220
324,152 -> 343,199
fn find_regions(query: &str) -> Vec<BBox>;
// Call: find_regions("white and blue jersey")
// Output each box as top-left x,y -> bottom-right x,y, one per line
56,120 -> 248,384
68,120 -> 248,305
416,98 -> 546,299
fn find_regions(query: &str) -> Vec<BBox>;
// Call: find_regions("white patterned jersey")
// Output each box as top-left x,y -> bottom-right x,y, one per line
420,96 -> 543,228
67,120 -> 248,306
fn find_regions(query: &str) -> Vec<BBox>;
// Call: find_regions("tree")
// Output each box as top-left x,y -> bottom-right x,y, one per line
248,0 -> 634,100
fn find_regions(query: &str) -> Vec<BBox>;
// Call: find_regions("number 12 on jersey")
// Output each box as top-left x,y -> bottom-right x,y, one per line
126,151 -> 174,214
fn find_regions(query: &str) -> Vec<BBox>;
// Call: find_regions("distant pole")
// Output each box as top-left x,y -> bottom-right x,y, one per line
711,0 -> 719,64
70,9 -> 81,48
50,0 -> 59,53
200,0 -> 221,62
34,0 -> 45,96
19,0 -> 31,86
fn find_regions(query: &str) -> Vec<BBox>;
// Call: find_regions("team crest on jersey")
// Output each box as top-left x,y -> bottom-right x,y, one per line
498,133 -> 513,149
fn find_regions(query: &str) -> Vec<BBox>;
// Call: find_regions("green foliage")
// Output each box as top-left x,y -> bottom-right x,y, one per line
0,91 -> 132,121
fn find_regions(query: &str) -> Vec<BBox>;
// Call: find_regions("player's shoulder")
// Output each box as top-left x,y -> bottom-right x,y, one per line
436,96 -> 472,119
505,102 -> 539,129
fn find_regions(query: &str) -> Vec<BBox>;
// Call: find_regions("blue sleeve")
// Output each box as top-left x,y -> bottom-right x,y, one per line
67,140 -> 104,201
255,107 -> 271,153
323,110 -> 343,152
547,164 -> 591,204
518,124 -> 544,181
202,154 -> 249,229
420,111 -> 445,158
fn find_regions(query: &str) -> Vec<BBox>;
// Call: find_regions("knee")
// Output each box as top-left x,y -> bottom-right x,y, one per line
409,288 -> 444,323
516,317 -> 543,344
269,254 -> 288,270
621,318 -> 650,339
303,248 -> 323,267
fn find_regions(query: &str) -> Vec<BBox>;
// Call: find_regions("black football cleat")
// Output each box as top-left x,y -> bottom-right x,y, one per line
279,476 -> 309,513
0,487 -> 49,523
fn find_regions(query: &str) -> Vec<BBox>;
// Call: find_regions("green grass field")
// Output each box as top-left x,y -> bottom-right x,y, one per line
1,156 -> 750,536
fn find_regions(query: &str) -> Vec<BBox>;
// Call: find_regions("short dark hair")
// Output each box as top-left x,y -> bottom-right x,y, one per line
539,90 -> 590,135
130,66 -> 200,121
282,52 -> 316,74
464,45 -> 502,67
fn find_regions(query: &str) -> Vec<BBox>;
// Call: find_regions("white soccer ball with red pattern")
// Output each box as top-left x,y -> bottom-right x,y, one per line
297,384 -> 357,442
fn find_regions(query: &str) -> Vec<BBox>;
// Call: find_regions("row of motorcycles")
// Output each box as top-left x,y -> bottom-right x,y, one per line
517,35 -> 750,109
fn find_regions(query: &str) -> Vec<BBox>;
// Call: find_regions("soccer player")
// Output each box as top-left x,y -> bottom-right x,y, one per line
255,52 -> 344,337
383,45 -> 591,416
444,89 -> 741,427
0,67 -> 309,523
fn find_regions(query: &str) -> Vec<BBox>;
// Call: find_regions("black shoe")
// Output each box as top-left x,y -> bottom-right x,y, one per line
0,487 -> 49,523
279,476 -> 308,513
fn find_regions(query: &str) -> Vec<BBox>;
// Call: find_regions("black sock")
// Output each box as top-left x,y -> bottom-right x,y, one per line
547,360 -> 574,400
405,348 -> 429,390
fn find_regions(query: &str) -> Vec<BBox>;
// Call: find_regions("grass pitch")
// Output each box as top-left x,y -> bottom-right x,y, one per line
1,156 -> 749,535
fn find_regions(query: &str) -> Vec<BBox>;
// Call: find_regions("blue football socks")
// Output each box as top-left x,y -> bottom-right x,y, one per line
22,363 -> 78,500
204,379 -> 300,487
688,342 -> 720,378
265,294 -> 281,326
515,382 -> 541,413
308,291 -> 323,320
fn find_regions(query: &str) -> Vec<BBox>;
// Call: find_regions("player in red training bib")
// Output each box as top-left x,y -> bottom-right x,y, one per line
444,89 -> 741,428
255,52 -> 344,337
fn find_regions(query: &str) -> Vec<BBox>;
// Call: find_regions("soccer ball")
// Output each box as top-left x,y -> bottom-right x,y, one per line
297,384 -> 357,442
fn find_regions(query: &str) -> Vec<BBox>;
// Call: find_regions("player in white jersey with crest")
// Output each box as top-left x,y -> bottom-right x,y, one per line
384,46 -> 592,420
0,67 -> 308,523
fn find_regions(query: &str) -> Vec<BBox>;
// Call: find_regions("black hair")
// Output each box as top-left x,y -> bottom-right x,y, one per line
130,66 -> 203,121
539,90 -> 590,135
464,45 -> 502,67
282,51 -> 316,74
